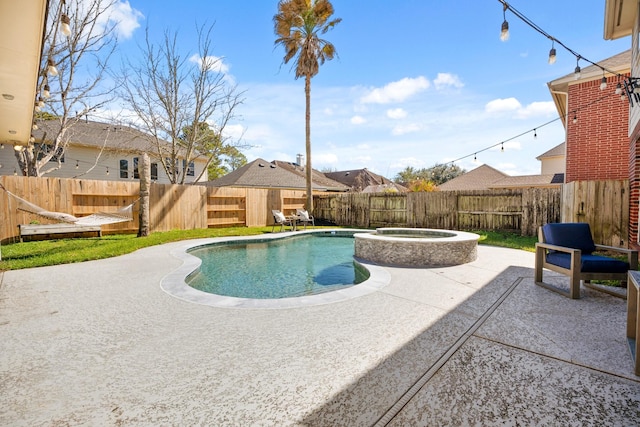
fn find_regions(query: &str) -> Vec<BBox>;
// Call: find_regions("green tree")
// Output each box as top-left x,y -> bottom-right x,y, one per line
394,163 -> 465,186
181,122 -> 247,180
274,0 -> 341,213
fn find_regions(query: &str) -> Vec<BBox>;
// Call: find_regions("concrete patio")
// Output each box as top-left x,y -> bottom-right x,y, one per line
1,234 -> 639,426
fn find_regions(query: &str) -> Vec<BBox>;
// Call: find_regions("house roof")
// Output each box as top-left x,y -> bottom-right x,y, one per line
547,49 -> 631,127
324,168 -> 407,192
437,164 -> 509,191
33,119 -> 156,153
536,142 -> 565,160
271,160 -> 349,191
205,158 -> 347,191
489,173 -> 564,189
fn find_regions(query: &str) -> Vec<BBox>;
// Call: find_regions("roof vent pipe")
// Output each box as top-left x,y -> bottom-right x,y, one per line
296,153 -> 304,167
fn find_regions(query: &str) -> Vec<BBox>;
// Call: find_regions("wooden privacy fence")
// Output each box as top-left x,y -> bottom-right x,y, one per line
561,179 -> 630,247
314,188 -> 562,236
0,176 -> 307,242
0,176 -> 630,245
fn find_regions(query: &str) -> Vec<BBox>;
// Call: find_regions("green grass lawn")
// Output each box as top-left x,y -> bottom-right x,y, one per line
0,228 -> 537,271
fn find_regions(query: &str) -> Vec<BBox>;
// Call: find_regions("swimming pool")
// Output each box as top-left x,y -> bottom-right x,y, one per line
160,229 -> 391,309
187,234 -> 369,299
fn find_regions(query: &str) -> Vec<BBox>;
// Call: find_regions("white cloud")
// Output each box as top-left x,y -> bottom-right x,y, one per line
387,108 -> 407,119
361,76 -> 430,104
392,123 -> 421,136
314,153 -> 339,164
190,54 -> 230,74
351,115 -> 366,125
324,107 -> 334,116
516,101 -> 556,119
485,97 -> 522,114
356,143 -> 370,150
485,98 -> 556,120
109,1 -> 144,39
433,73 -> 464,90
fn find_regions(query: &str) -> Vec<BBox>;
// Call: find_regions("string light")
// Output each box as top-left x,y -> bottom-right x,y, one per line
60,14 -> 71,37
572,113 -> 578,124
500,3 -> 509,41
47,58 -> 58,76
43,84 -> 50,99
533,129 -> 537,139
600,74 -> 608,91
548,41 -> 556,65
574,56 -> 581,80
501,143 -> 504,152
615,82 -> 622,95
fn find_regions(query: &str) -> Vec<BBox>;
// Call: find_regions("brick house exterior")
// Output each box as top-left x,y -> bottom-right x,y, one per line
548,50 -> 631,182
604,0 -> 640,247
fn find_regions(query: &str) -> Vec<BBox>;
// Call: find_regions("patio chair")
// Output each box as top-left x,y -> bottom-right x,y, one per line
295,208 -> 315,230
534,222 -> 638,299
271,210 -> 294,232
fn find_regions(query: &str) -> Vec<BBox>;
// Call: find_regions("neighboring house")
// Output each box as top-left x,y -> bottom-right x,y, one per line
438,160 -> 564,192
0,120 -> 208,184
323,168 -> 407,193
604,0 -> 640,246
547,49 -> 630,183
536,142 -> 566,176
271,160 -> 349,192
206,158 -> 347,192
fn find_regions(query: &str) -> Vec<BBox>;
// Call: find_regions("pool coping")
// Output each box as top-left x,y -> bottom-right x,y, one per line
160,228 -> 391,309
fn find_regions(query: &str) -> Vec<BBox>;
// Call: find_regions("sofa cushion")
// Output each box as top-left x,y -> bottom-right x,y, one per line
546,252 -> 630,273
542,223 -> 596,254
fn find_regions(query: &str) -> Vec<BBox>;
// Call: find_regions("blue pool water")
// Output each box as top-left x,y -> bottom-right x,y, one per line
186,234 -> 369,299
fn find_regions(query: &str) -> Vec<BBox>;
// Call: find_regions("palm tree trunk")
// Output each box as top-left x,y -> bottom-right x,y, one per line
305,74 -> 313,214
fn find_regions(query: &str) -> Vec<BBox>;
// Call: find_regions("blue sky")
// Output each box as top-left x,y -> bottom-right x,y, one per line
107,0 -> 631,179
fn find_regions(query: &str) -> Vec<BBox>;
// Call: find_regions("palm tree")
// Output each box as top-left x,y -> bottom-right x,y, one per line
274,0 -> 341,213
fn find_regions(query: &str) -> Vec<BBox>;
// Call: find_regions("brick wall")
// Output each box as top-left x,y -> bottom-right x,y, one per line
565,75 -> 630,183
630,119 -> 640,247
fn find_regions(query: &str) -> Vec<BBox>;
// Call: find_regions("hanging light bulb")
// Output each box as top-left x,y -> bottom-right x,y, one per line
38,97 -> 45,108
0,144 -> 4,149
574,57 -> 581,80
43,84 -> 51,99
533,129 -> 537,139
615,82 -> 622,95
13,169 -> 17,176
500,4 -> 509,42
75,160 -> 79,169
600,75 -> 607,91
60,14 -> 71,37
473,153 -> 478,162
32,123 -> 38,130
572,113 -> 578,124
13,144 -> 23,151
548,42 -> 556,64
34,101 -> 41,112
501,143 -> 504,152
47,58 -> 58,76
29,136 -> 35,143
106,167 -> 110,175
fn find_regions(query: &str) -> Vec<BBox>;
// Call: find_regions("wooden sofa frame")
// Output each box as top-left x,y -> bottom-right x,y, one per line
534,226 -> 638,299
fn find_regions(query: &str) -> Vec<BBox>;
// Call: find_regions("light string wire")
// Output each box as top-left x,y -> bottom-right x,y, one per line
445,1 -> 629,166
447,90 -> 618,165
498,0 -> 626,78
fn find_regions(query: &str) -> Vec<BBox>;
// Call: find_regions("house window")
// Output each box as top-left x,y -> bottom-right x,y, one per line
133,157 -> 139,179
120,159 -> 128,179
183,159 -> 195,177
151,162 -> 158,181
36,143 -> 64,163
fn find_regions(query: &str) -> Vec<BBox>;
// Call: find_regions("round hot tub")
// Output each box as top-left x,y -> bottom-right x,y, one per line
354,227 -> 480,267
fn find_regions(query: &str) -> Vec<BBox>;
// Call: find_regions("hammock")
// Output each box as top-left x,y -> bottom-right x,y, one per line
2,186 -> 136,226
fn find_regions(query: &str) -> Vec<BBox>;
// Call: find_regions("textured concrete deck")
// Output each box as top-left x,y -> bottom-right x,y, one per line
1,234 -> 639,426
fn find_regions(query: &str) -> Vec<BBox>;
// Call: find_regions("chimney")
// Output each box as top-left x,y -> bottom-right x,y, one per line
296,153 -> 304,167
